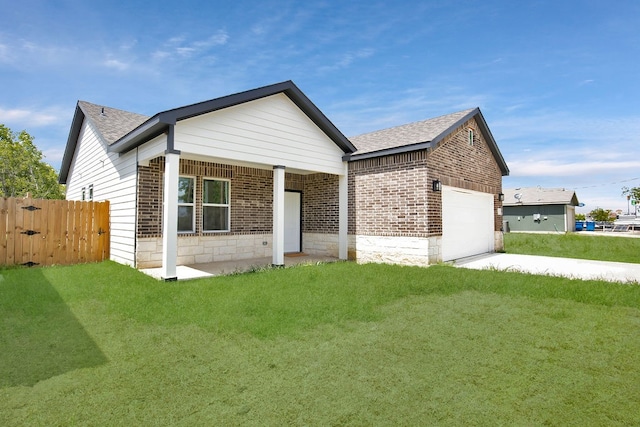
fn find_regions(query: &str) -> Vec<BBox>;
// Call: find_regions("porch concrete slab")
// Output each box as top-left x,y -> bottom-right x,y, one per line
140,254 -> 339,281
455,253 -> 640,284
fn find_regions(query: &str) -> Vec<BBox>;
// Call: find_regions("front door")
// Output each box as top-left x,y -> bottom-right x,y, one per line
284,191 -> 301,253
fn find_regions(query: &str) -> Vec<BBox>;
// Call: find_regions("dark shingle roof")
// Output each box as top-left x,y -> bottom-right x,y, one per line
78,101 -> 149,145
349,108 -> 476,155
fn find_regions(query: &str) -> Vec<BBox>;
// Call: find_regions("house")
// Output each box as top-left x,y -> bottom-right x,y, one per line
502,187 -> 579,232
59,81 -> 509,280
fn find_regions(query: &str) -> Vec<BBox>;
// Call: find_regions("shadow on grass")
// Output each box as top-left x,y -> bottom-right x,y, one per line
0,268 -> 107,387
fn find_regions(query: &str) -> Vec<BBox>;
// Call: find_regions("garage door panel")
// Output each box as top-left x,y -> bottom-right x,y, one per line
442,186 -> 494,261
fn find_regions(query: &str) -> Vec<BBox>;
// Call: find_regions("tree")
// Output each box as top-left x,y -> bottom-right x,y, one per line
0,124 -> 65,199
622,186 -> 640,215
589,207 -> 614,222
622,186 -> 640,201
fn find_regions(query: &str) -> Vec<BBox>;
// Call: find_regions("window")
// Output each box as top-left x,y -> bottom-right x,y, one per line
88,184 -> 94,201
468,129 -> 475,146
203,178 -> 230,232
81,187 -> 86,201
178,176 -> 195,232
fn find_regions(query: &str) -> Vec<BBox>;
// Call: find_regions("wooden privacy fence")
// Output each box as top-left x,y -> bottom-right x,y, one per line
0,196 -> 110,267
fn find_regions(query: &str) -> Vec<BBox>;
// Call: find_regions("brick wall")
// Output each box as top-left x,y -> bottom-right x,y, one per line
304,173 -> 339,234
348,150 -> 430,236
136,158 -> 339,238
426,117 -> 504,233
348,116 -> 503,238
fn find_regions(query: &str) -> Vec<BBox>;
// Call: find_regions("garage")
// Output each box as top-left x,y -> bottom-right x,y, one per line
441,186 -> 495,261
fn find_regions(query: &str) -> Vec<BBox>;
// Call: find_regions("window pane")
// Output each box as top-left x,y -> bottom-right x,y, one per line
204,180 -> 228,204
178,177 -> 194,203
178,206 -> 194,232
203,206 -> 229,231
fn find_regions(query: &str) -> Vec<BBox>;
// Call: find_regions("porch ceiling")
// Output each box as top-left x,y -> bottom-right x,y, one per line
177,152 -> 334,175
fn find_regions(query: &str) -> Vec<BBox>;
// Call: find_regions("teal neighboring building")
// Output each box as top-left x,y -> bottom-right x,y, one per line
503,187 -> 579,233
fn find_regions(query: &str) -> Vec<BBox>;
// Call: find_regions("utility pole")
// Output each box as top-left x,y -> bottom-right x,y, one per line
627,195 -> 631,215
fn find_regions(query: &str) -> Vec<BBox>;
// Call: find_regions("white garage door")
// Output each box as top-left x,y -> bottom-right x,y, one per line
441,186 -> 494,261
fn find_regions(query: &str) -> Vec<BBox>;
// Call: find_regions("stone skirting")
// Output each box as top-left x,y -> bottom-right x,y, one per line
136,232 -> 499,269
303,233 -> 339,257
349,235 -> 442,266
136,234 -> 272,269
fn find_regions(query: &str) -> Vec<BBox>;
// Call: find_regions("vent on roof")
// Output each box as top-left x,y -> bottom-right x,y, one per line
100,107 -> 106,117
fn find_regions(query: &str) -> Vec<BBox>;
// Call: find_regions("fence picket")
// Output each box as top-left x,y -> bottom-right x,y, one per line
0,197 -> 7,265
0,196 -> 110,267
6,198 -> 15,265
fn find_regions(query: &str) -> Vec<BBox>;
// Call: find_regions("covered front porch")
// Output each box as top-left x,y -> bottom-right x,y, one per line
109,83 -> 357,281
133,153 -> 350,280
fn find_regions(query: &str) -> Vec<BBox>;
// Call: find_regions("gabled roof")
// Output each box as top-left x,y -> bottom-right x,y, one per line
59,80 -> 356,184
59,102 -> 149,183
345,107 -> 509,176
503,187 -> 579,206
77,101 -> 150,145
349,108 -> 475,155
108,80 -> 355,155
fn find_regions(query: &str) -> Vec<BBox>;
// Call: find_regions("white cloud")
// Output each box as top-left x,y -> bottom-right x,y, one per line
103,57 -> 130,71
194,32 -> 229,48
509,159 -> 640,177
151,50 -> 170,60
0,107 -> 64,127
176,47 -> 196,57
319,48 -> 375,73
154,31 -> 229,61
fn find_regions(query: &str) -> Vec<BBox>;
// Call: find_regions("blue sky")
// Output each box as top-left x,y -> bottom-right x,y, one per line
1,0 -> 639,213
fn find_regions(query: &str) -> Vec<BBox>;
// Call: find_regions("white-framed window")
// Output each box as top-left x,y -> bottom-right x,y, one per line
177,176 -> 195,233
202,178 -> 230,232
88,184 -> 94,201
81,187 -> 86,201
468,129 -> 475,146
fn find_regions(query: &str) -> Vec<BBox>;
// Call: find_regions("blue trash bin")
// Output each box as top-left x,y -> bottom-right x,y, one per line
575,221 -> 584,231
586,221 -> 595,231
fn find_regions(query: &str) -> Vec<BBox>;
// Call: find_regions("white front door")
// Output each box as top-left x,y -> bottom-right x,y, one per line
284,191 -> 301,253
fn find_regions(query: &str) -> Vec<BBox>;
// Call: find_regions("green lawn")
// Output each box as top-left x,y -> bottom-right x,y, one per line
504,232 -> 640,263
2,260 -> 640,425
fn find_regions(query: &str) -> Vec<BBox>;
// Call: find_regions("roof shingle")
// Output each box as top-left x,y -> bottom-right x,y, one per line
78,101 -> 149,145
348,108 -> 476,155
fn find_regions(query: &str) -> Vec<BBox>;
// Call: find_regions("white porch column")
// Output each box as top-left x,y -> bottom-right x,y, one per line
338,162 -> 348,260
272,165 -> 286,266
162,150 -> 180,281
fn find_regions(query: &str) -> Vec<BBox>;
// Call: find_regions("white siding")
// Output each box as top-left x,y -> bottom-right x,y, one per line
65,120 -> 138,266
138,134 -> 167,165
174,94 -> 346,175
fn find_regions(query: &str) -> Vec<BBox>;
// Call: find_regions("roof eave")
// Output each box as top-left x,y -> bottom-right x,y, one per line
58,103 -> 85,184
344,141 -> 433,161
109,80 -> 356,156
427,107 -> 509,176
108,116 -> 169,154
473,109 -> 509,176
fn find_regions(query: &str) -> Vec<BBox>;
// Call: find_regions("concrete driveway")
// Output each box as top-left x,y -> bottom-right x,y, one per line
455,253 -> 640,284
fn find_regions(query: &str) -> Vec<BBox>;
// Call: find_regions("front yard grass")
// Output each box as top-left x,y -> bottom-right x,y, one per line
504,232 -> 640,263
2,261 -> 640,425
